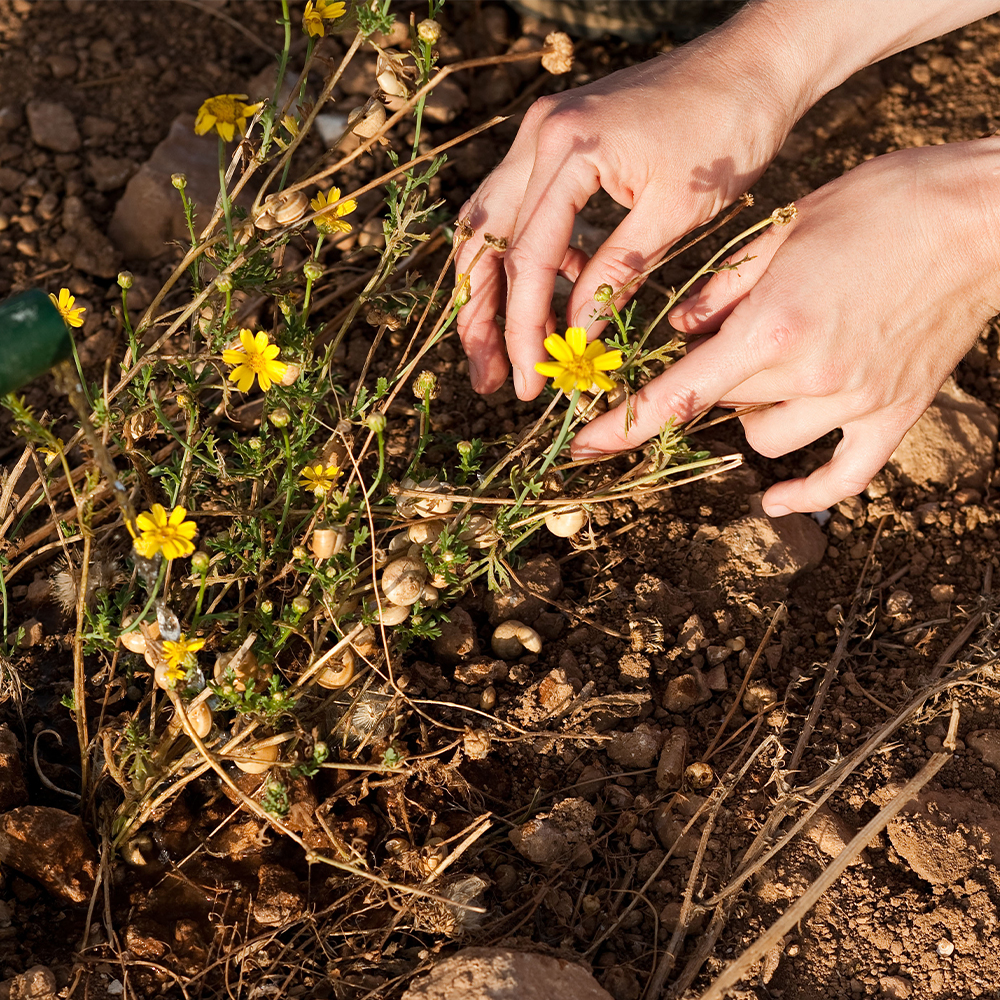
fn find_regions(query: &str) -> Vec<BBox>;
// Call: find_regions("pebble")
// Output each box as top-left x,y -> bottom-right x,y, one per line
26,100 -> 81,153
966,729 -> 1000,769
576,764 -> 607,798
704,663 -> 728,692
0,725 -> 27,811
656,731 -> 687,790
454,656 -> 507,686
34,191 -> 59,221
930,584 -> 955,604
0,167 -> 26,193
431,607 -> 478,666
617,651 -> 650,685
47,54 -> 79,79
86,154 -> 136,192
606,726 -> 660,770
0,104 -> 23,132
663,673 -> 700,713
677,614 -> 705,653
537,668 -> 574,711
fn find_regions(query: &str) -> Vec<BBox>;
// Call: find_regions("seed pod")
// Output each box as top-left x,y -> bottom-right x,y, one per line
255,189 -> 309,230
316,646 -> 355,689
408,519 -> 445,545
381,555 -> 428,607
311,524 -> 347,561
544,506 -> 587,537
234,741 -> 280,774
491,620 -> 543,659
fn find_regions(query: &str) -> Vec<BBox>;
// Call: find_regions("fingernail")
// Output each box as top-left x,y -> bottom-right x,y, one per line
669,298 -> 696,319
572,444 -> 603,459
763,503 -> 793,518
513,366 -> 527,398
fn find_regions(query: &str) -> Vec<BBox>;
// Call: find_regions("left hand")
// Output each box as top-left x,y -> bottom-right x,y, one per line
571,138 -> 1000,514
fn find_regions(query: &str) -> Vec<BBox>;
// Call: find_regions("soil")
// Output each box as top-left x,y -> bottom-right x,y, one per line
2,3 -> 1000,1000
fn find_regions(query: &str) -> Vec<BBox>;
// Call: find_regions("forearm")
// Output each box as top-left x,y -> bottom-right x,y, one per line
722,0 -> 1000,125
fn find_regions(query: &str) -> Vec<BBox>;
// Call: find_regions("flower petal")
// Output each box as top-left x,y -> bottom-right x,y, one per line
592,372 -> 615,392
535,361 -> 566,378
564,327 -> 587,356
218,120 -> 235,143
593,350 -> 623,370
262,343 -> 280,360
239,328 -> 256,353
543,333 -> 572,363
253,330 -> 269,355
222,349 -> 244,365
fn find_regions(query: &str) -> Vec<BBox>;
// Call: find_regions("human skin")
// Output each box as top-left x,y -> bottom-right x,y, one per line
455,0 -> 1000,514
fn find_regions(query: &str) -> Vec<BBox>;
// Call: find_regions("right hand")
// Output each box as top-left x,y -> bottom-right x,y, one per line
454,21 -> 803,400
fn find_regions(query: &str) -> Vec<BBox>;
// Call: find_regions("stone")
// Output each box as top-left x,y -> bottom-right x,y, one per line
887,378 -> 997,490
0,806 -> 99,902
422,78 -> 468,123
677,614 -> 705,653
0,167 -> 26,193
879,975 -> 913,999
713,494 -> 826,585
967,729 -> 1000,769
109,114 -> 250,259
58,195 -> 119,277
663,674 -> 701,714
8,965 -> 57,1000
601,967 -> 640,1000
453,655 -> 507,686
656,731 -> 687,790
25,101 -> 81,153
0,105 -> 24,132
82,115 -> 118,141
537,668 -> 574,711
617,652 -> 650,684
509,798 -> 596,866
12,618 -> 43,648
485,554 -> 562,625
47,54 -> 78,80
0,725 -> 27,811
802,805 -> 863,864
606,726 -> 660,770
431,607 -> 479,666
86,154 -> 136,192
252,864 -> 304,926
401,948 -> 613,1000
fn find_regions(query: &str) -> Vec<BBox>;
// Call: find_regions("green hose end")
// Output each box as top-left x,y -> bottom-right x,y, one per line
0,289 -> 74,397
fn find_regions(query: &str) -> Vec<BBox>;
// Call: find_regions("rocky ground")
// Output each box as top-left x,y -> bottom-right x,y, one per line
2,2 -> 1000,999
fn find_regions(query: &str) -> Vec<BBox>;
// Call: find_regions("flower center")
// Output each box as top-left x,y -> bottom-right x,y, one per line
210,96 -> 240,123
565,357 -> 594,381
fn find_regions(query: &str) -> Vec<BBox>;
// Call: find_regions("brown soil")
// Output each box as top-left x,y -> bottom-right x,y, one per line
2,3 -> 1000,999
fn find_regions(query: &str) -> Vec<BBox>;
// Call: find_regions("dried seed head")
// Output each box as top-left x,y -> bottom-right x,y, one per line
417,18 -> 441,43
541,31 -> 573,74
544,506 -> 587,537
483,233 -> 507,252
770,204 -> 797,225
413,370 -> 438,399
52,555 -> 122,615
463,728 -> 491,760
454,218 -> 474,244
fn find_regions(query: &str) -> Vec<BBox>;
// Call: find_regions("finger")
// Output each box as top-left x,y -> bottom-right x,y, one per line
761,413 -> 908,516
738,397 -> 847,458
668,221 -> 793,334
571,324 -> 767,455
566,190 -> 688,332
505,152 -> 602,399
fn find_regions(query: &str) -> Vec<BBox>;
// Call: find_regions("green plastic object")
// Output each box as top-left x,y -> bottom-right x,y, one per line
0,289 -> 73,397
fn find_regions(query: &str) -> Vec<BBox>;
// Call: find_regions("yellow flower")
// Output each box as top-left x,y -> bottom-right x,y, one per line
303,0 -> 346,37
309,187 -> 356,235
299,462 -> 341,496
222,328 -> 288,393
49,288 -> 86,328
162,635 -> 206,686
275,114 -> 300,150
535,327 -> 623,394
132,504 -> 198,561
194,94 -> 263,143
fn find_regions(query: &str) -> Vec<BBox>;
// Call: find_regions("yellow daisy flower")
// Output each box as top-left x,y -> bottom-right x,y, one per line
194,94 -> 264,143
161,635 -> 206,686
222,328 -> 288,393
132,504 -> 198,561
309,187 -> 357,236
299,462 -> 341,496
303,0 -> 347,37
49,288 -> 86,328
534,327 -> 623,394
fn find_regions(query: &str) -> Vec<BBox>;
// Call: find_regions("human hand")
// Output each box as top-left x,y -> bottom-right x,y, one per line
454,18 -> 804,400
572,138 -> 1000,514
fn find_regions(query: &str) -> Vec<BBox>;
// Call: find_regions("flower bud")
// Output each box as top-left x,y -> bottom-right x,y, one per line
117,271 -> 134,290
292,546 -> 308,560
311,741 -> 329,764
279,297 -> 295,320
454,272 -> 470,307
413,370 -> 438,400
269,406 -> 291,428
594,283 -> 614,303
260,599 -> 274,615
291,595 -> 310,616
191,550 -> 210,574
417,18 -> 441,43
303,260 -> 323,282
456,440 -> 474,461
216,273 -> 234,294
249,437 -> 262,451
365,412 -> 387,434
171,172 -> 187,190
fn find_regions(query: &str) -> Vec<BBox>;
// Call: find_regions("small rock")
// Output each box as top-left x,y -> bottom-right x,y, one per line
453,655 -> 507,686
533,610 -> 565,640
422,78 -> 468,123
656,731 -> 687,790
9,965 -> 57,1000
0,104 -> 24,132
13,618 -> 43,648
0,806 -> 99,902
705,663 -> 728,692
607,726 -> 660,770
653,807 -> 698,857
47,54 -> 78,79
601,967 -> 640,1000
26,100 -> 81,153
58,194 -> 119,277
910,62 -> 932,86
537,668 -> 574,712
677,614 -> 705,653
929,583 -> 955,604
887,378 -> 997,490
252,864 -> 304,926
713,494 -> 826,586
576,764 -> 607,799
663,674 -> 700,714
0,725 -> 28,810
802,805 -> 863,864
0,167 -> 26,193
660,900 -> 706,934
617,652 -> 650,684
431,607 -> 478,666
509,798 -> 596,866
401,948 -> 613,1000
34,192 -> 59,222
966,729 -> 1000,769
82,115 -> 118,141
878,975 -> 913,999
86,154 -> 136,192
485,554 -> 562,625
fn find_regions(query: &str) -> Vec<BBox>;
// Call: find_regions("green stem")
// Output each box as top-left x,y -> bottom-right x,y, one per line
273,0 -> 292,111
192,568 -> 209,630
121,560 -> 167,636
218,137 -> 235,252
276,427 -> 295,543
538,388 -> 581,479
365,427 -> 386,502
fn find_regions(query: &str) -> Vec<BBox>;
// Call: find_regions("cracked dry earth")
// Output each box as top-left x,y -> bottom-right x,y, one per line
2,2 -> 1000,999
